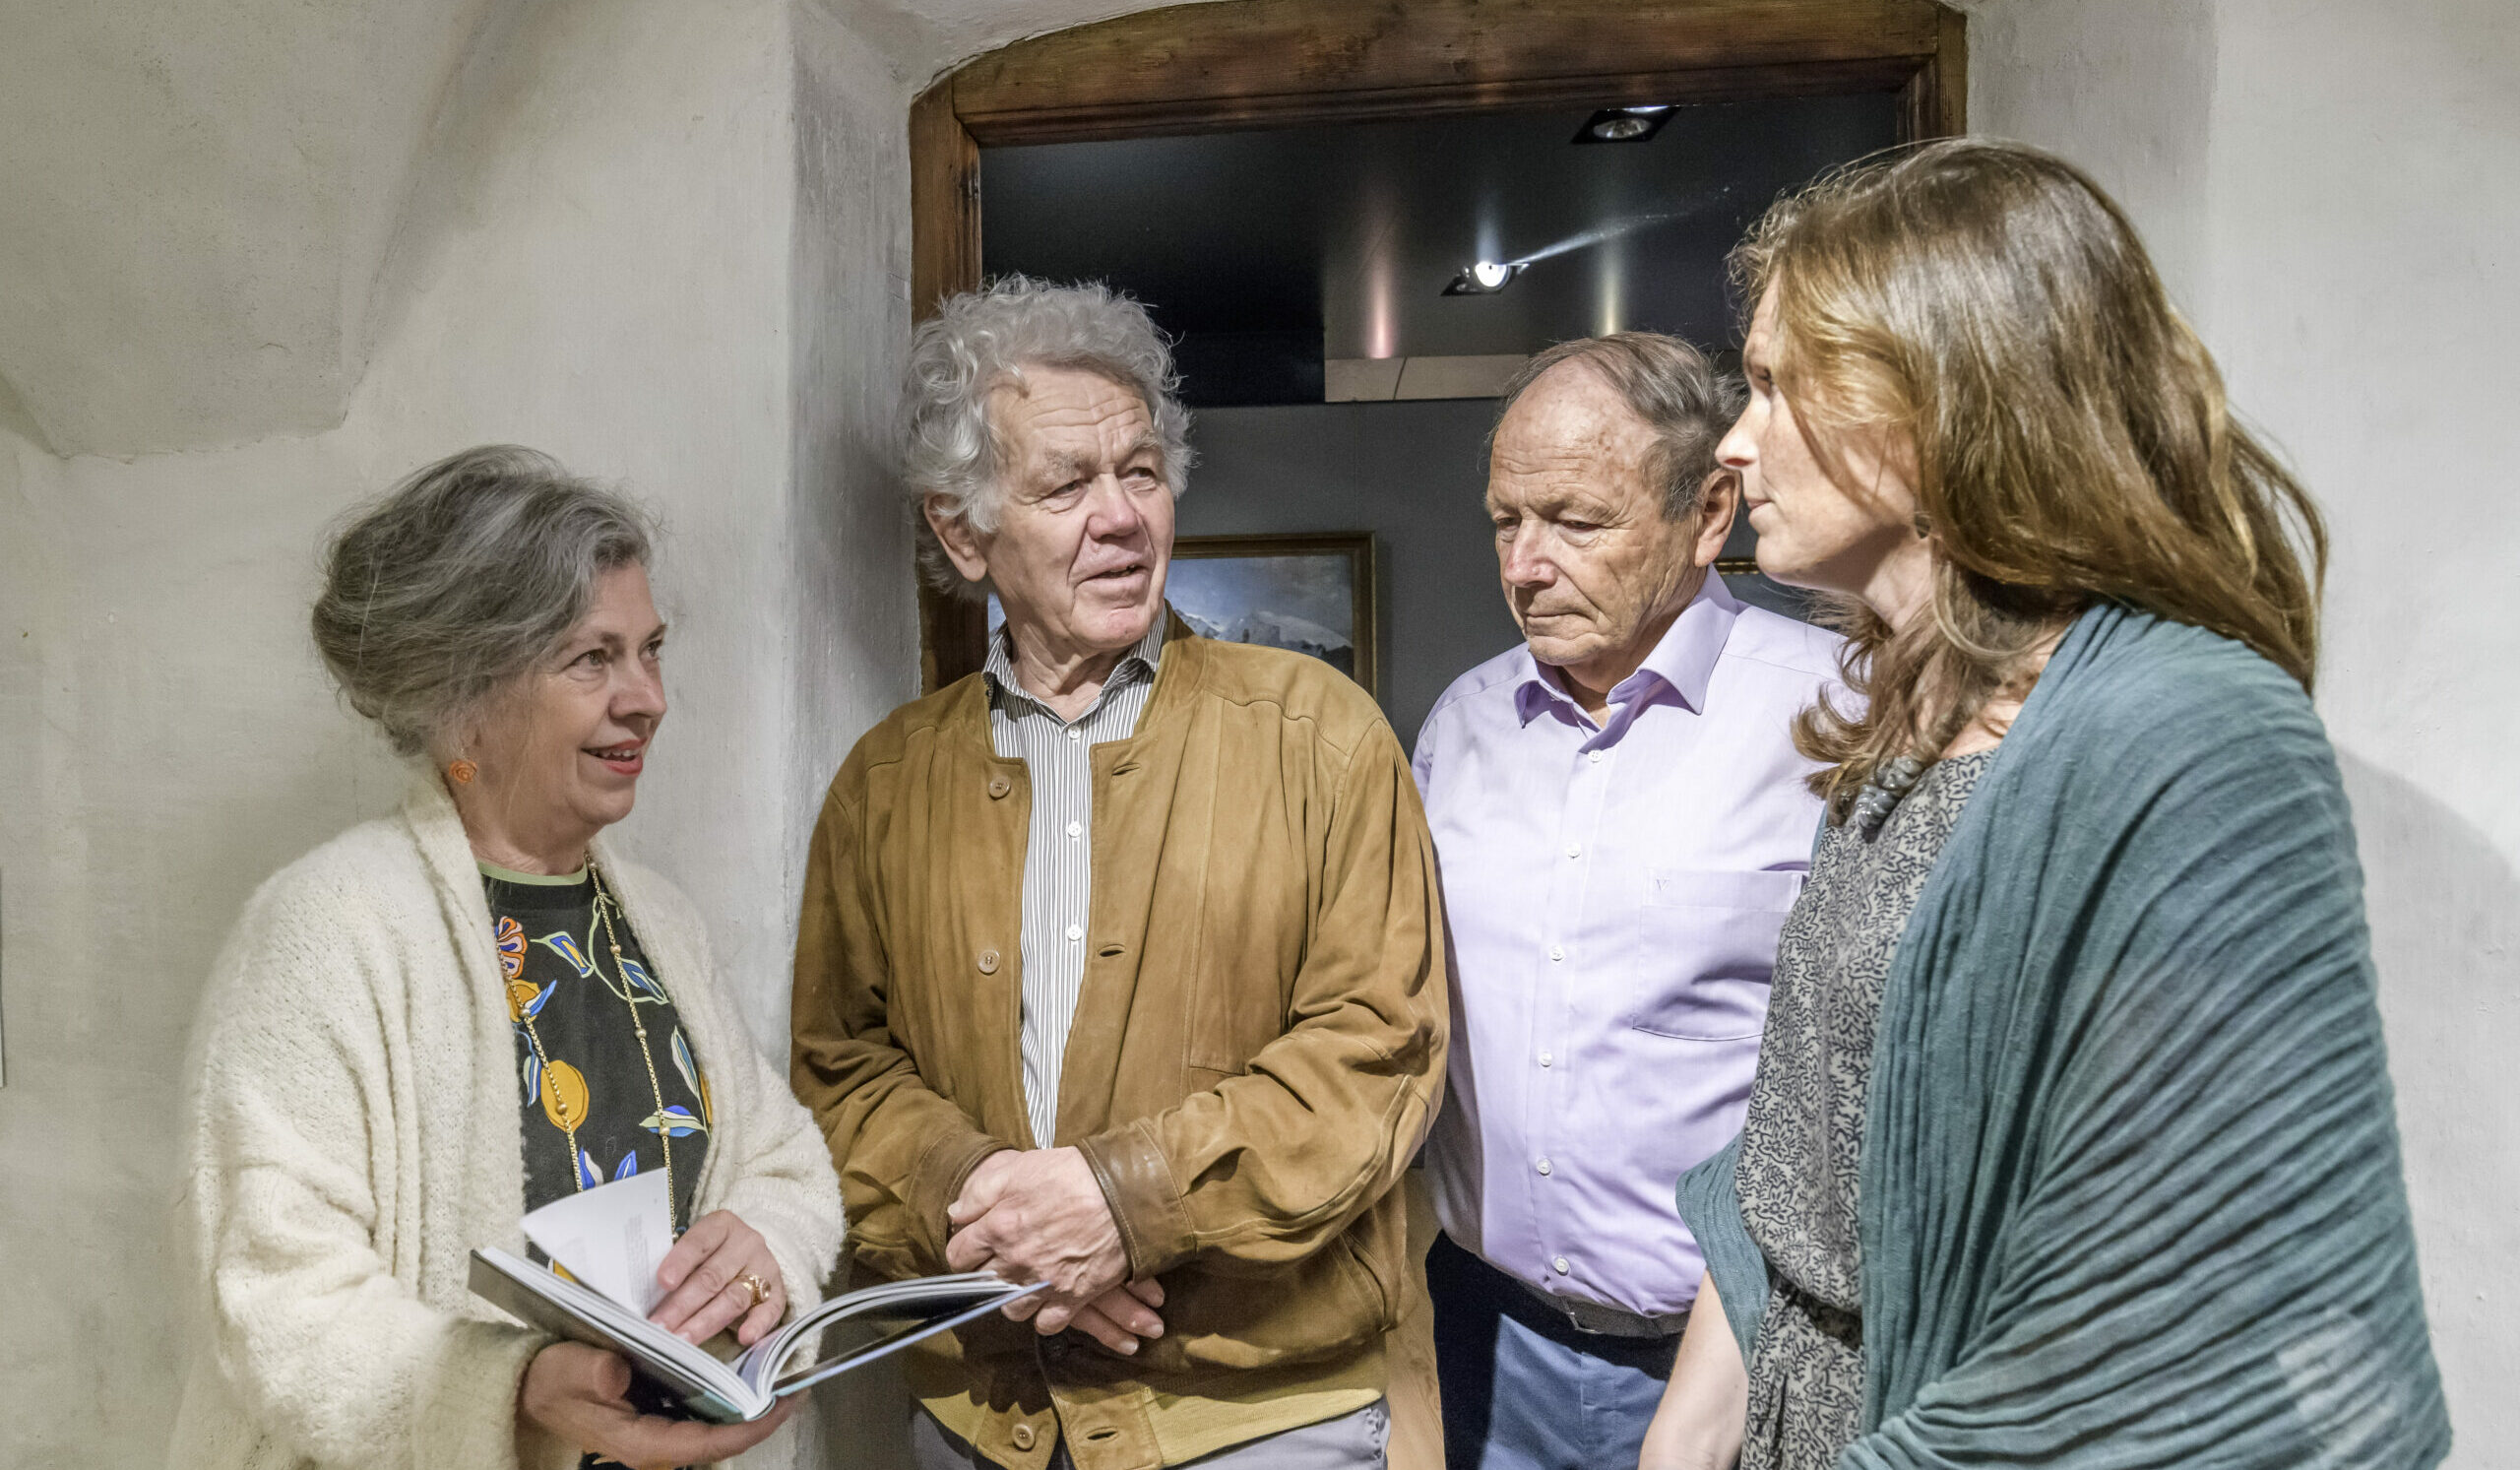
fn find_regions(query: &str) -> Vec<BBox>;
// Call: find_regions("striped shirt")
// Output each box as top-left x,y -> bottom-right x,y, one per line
983,617 -> 1166,1148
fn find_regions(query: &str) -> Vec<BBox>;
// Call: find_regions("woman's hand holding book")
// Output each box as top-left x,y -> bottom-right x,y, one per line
650,1209 -> 788,1347
519,1338 -> 796,1469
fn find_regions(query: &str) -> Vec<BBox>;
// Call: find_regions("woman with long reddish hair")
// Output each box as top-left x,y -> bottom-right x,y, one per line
1639,140 -> 2447,1470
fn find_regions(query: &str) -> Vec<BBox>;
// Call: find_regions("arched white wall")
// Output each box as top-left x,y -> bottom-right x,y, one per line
0,0 -> 503,455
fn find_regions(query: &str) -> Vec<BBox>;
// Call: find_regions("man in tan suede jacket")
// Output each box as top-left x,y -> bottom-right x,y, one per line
791,279 -> 1446,1470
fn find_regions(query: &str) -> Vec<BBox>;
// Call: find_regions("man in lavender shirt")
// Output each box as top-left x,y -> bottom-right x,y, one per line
1412,334 -> 1839,1470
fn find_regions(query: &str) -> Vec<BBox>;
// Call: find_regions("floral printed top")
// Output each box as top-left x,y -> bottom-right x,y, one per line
486,863 -> 713,1256
488,863 -> 716,1460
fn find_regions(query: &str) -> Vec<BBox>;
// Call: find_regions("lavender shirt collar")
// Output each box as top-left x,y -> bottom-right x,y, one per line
1512,571 -> 1745,732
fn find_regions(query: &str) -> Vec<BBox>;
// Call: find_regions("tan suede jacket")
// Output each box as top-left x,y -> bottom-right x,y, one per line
791,627 -> 1446,1470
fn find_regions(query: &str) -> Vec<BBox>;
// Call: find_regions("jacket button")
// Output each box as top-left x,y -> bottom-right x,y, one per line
1011,1422 -> 1038,1451
987,777 -> 1012,799
977,948 -> 1000,975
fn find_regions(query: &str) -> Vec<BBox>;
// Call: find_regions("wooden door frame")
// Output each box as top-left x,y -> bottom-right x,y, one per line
911,0 -> 1968,691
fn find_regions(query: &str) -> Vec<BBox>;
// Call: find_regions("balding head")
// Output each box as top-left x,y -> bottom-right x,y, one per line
1488,332 -> 1743,520
1483,336 -> 1745,712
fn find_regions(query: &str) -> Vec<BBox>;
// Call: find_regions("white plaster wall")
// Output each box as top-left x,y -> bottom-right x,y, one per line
0,420 -> 414,1470
1970,2 -> 2520,1460
818,0 -> 1227,87
1964,0 -> 2218,314
0,0 -> 501,455
792,0 -> 921,898
0,0 -> 920,1463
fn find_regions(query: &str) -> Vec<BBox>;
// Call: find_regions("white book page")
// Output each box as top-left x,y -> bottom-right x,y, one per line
472,1248 -> 1039,1421
521,1170 -> 673,1314
742,1278 -> 1046,1390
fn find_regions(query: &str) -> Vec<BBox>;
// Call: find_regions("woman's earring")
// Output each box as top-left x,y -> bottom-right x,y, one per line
1912,512 -> 1933,540
448,759 -> 478,786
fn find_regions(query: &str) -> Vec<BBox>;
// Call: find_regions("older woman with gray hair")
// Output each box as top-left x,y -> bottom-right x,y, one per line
790,277 -> 1446,1470
170,446 -> 842,1470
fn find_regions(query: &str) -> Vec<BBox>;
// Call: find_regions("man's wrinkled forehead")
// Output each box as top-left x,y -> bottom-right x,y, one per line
1034,431 -> 1164,481
990,370 -> 1159,469
1487,372 -> 1656,500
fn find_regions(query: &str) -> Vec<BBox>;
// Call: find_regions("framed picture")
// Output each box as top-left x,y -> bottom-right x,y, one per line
982,532 -> 1380,697
1169,533 -> 1379,698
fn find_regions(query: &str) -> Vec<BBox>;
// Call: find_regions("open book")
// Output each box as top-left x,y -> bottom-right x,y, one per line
469,1173 -> 1039,1424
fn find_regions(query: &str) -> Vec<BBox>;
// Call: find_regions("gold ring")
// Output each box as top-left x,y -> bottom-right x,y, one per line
736,1271 -> 770,1308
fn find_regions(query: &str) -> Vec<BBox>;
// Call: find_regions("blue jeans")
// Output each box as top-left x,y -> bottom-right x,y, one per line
1426,1234 -> 1682,1470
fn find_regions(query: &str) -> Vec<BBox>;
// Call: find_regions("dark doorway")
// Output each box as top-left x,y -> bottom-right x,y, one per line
981,96 -> 1896,743
984,96 -> 1898,408
905,0 -> 1966,696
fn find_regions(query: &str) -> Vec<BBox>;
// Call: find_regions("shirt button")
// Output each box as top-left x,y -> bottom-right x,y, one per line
1586,750 -> 1603,765
1066,728 -> 1082,741
1012,1422 -> 1038,1451
1065,923 -> 1083,941
1538,1051 -> 1554,1067
1547,944 -> 1564,962
1552,1256 -> 1570,1275
1535,1157 -> 1552,1176
1065,819 -> 1081,838
1564,844 -> 1581,859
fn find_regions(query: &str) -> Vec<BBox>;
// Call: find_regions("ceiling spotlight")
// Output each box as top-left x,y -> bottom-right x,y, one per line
1444,260 -> 1525,295
1574,104 -> 1672,145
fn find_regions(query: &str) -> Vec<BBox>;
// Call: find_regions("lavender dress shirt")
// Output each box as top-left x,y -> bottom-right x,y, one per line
1412,574 -> 1842,1319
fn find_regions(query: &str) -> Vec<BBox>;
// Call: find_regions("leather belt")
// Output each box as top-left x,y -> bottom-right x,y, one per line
1511,1276 -> 1690,1340
1429,1233 -> 1689,1346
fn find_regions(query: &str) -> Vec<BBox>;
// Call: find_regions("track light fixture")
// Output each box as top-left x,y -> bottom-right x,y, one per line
1574,104 -> 1672,145
1443,259 -> 1526,295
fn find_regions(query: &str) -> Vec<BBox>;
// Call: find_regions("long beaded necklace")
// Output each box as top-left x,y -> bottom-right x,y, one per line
510,863 -> 679,1233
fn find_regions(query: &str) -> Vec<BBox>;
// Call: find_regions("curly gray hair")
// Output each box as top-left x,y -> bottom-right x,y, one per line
310,445 -> 655,757
901,276 -> 1194,597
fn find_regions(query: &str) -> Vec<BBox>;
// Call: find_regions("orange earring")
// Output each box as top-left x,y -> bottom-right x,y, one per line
448,758 -> 478,785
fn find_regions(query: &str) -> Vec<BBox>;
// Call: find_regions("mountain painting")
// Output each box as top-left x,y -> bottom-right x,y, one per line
985,532 -> 1378,696
1170,554 -> 1353,673
1166,533 -> 1376,694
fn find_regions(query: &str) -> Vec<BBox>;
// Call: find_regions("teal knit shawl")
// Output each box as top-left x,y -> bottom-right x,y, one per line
1678,605 -> 2450,1467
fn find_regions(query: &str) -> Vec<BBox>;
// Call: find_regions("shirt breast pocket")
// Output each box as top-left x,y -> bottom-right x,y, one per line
1625,867 -> 1805,1040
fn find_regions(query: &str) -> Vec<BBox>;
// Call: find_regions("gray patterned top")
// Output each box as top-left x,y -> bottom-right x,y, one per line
1732,748 -> 1996,1470
983,617 -> 1166,1149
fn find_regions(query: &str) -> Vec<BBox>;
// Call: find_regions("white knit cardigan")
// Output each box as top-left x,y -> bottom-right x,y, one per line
167,777 -> 845,1470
